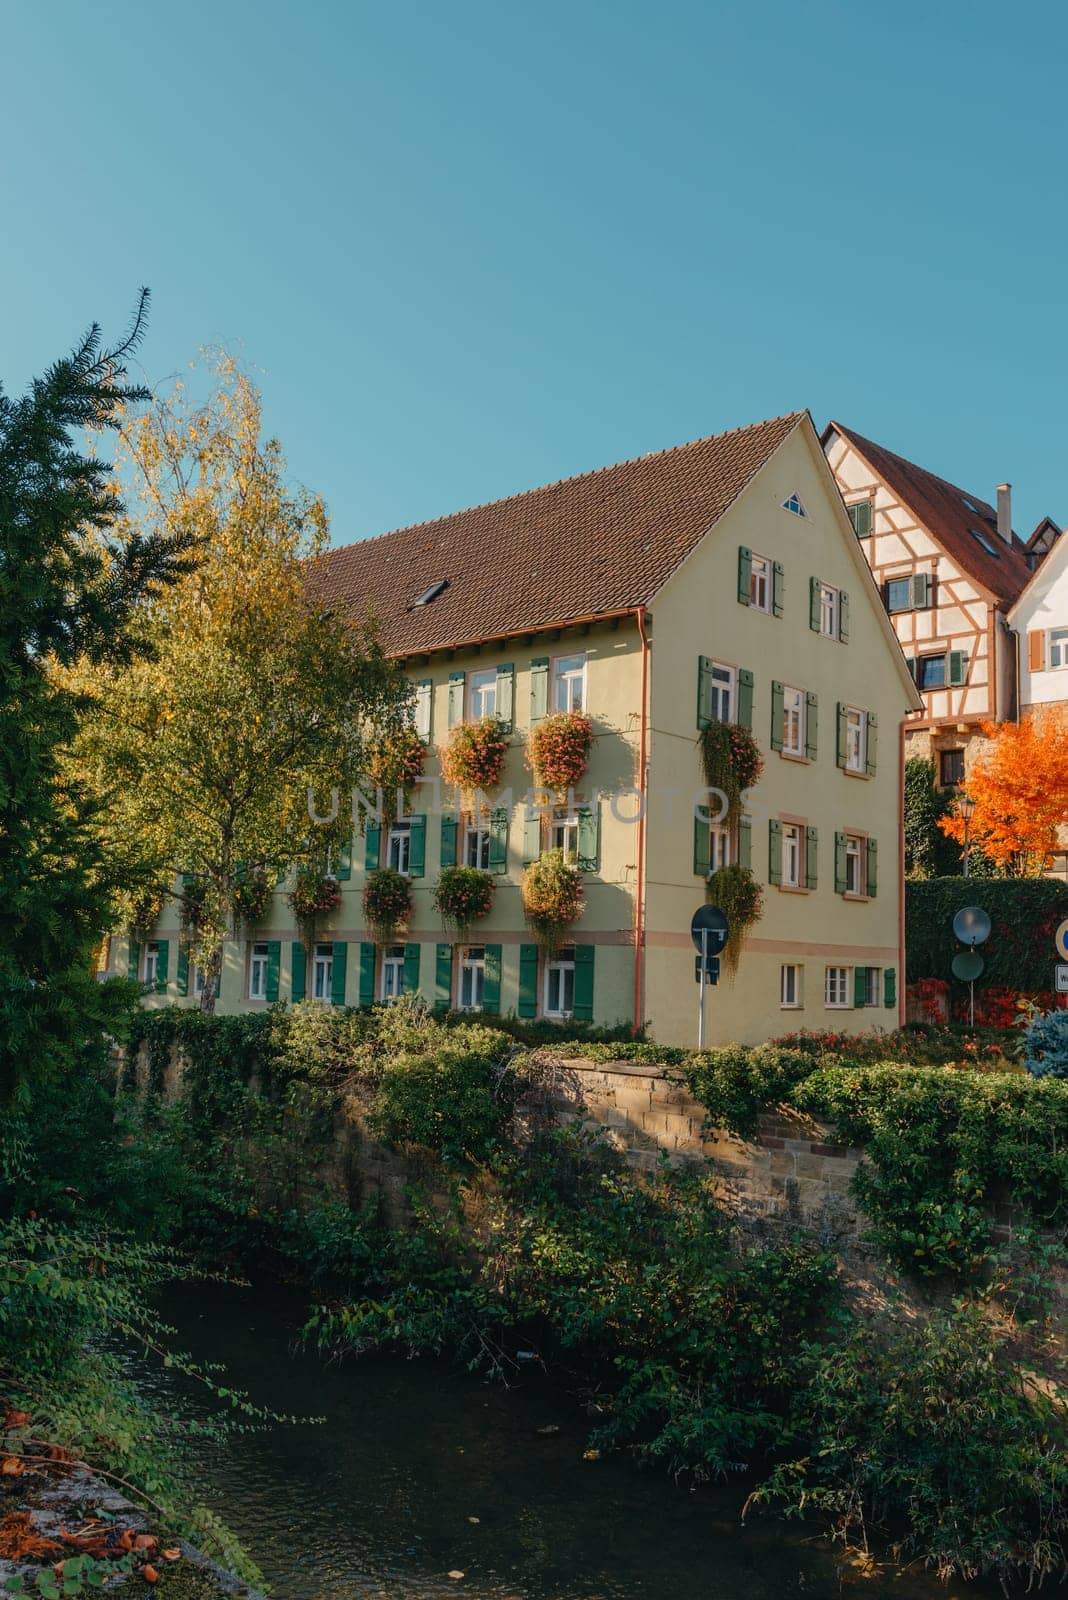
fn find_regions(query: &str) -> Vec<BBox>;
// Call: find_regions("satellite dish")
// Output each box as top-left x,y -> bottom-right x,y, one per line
691,904 -> 729,954
952,905 -> 991,946
951,950 -> 984,982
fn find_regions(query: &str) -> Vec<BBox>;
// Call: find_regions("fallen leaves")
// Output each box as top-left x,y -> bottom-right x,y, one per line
1,1457 -> 25,1477
0,1512 -> 60,1561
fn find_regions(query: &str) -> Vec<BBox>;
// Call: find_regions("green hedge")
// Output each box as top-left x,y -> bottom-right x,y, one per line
906,878 -> 1068,989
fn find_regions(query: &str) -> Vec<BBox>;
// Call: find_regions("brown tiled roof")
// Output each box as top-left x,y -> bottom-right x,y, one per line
307,413 -> 806,655
825,421 -> 1034,606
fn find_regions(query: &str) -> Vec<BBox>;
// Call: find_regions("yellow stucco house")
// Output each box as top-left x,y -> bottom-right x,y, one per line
120,411 -> 921,1046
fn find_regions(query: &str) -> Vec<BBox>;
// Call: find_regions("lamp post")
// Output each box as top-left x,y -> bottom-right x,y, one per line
957,793 -> 976,878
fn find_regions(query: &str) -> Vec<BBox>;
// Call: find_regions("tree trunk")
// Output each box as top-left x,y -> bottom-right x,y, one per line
199,943 -> 223,1016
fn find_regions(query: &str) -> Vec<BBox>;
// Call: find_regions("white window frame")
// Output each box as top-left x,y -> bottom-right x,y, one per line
819,583 -> 840,639
844,833 -> 863,897
782,685 -> 805,756
709,660 -> 735,724
551,809 -> 580,859
783,492 -> 807,518
750,553 -> 772,613
1049,628 -> 1068,670
845,707 -> 867,774
143,942 -> 159,986
312,943 -> 333,1003
468,668 -> 497,721
709,819 -> 732,872
552,653 -> 587,713
381,944 -> 406,1002
464,819 -> 491,871
459,946 -> 486,1013
782,823 -> 802,889
248,941 -> 270,1001
825,966 -> 850,1008
780,964 -> 802,1009
544,946 -> 576,1020
388,820 -> 412,875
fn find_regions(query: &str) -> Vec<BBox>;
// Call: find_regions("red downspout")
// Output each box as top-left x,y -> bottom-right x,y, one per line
898,715 -> 907,1028
634,607 -> 650,1035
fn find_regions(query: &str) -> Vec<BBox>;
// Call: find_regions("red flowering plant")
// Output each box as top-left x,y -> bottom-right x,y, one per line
289,868 -> 342,929
527,712 -> 594,794
440,717 -> 510,794
699,720 -> 764,820
433,865 -> 495,936
232,864 -> 274,927
368,723 -> 427,794
522,847 -> 583,954
363,867 -> 413,942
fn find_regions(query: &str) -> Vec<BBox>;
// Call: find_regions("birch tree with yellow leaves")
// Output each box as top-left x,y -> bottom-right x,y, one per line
68,355 -> 410,1011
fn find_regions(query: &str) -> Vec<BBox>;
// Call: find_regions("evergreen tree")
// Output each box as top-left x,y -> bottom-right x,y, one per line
0,293 -> 197,1101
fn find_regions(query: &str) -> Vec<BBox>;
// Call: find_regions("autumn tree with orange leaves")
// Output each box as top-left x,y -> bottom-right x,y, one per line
939,709 -> 1068,876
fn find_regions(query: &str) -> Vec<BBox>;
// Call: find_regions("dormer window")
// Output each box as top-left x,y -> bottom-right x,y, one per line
412,579 -> 448,607
969,528 -> 1000,558
782,492 -> 807,518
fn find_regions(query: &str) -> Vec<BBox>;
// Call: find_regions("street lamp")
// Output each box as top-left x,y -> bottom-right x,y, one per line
957,793 -> 976,878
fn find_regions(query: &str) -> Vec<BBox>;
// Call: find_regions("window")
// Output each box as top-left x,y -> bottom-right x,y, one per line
782,492 -> 807,518
143,942 -> 159,985
468,669 -> 496,720
969,527 -> 1000,558
192,964 -> 205,999
858,967 -> 881,1008
940,749 -> 965,787
885,577 -> 912,613
312,943 -> 333,1003
819,583 -> 840,638
459,946 -> 485,1012
248,942 -> 270,1000
917,654 -> 947,691
709,661 -> 735,724
465,818 -> 491,870
544,947 -> 576,1019
551,809 -> 579,859
750,553 -> 772,612
381,944 -> 406,1001
844,833 -> 863,896
845,707 -> 866,774
552,654 -> 587,713
415,680 -> 432,741
782,685 -> 804,755
388,820 -> 411,875
847,499 -> 873,537
1050,628 -> 1068,669
709,820 -> 732,872
780,964 -> 802,1009
782,823 -> 802,888
825,966 -> 850,1008
413,579 -> 448,607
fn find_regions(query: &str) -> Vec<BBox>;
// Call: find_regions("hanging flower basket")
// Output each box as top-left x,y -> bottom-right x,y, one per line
433,865 -> 495,936
700,722 -> 764,820
706,864 -> 763,977
522,848 -> 584,955
440,717 -> 510,793
290,869 -> 342,928
363,867 -> 413,942
368,724 -> 427,793
232,864 -> 274,927
128,888 -> 164,941
527,711 -> 594,793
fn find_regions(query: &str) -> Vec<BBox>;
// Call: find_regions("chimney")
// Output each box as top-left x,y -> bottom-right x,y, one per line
996,483 -> 1012,545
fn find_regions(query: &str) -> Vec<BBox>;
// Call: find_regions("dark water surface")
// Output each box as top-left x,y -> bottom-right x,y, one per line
144,1282 -> 1002,1600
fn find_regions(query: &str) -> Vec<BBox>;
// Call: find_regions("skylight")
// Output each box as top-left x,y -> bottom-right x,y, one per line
782,493 -> 807,518
412,579 -> 448,607
961,496 -> 982,514
969,528 -> 1000,558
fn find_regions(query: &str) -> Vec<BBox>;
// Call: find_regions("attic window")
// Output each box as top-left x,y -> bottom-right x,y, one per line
412,579 -> 448,607
782,493 -> 807,518
969,528 -> 1000,558
961,496 -> 981,514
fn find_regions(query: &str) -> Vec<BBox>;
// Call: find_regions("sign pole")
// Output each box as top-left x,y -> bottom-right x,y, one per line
698,928 -> 707,1049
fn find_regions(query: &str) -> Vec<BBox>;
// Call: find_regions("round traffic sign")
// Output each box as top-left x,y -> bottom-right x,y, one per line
1055,919 -> 1068,963
691,904 -> 729,954
952,905 -> 991,946
951,950 -> 984,982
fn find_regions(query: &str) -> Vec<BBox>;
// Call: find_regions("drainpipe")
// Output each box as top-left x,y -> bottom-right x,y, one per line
898,715 -> 907,1028
633,607 -> 650,1035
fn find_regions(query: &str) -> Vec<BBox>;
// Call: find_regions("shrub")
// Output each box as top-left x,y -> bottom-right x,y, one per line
521,848 -> 583,953
683,1044 -> 813,1138
439,717 -> 510,792
433,865 -> 495,934
362,867 -> 412,941
526,711 -> 594,792
1024,1008 -> 1068,1079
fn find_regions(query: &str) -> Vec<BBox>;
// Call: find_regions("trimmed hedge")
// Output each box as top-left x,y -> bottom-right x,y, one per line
906,878 -> 1068,990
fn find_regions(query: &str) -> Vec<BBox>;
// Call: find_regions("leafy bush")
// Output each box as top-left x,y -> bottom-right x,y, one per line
1024,1009 -> 1068,1079
683,1044 -> 813,1138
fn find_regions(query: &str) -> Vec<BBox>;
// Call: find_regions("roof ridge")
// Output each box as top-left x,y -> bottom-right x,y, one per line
313,410 -> 807,561
829,419 -> 1004,522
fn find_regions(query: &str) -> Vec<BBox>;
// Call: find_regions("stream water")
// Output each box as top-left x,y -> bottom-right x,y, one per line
144,1281 -> 1006,1600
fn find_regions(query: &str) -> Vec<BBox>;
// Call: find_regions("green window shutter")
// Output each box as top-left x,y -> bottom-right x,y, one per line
265,941 -> 281,1003
155,939 -> 169,994
772,561 -> 784,618
440,814 -> 458,868
839,591 -> 850,642
364,821 -> 381,870
495,664 -> 514,733
489,808 -> 509,873
836,702 -> 848,770
805,827 -> 818,891
697,655 -> 714,731
805,691 -> 818,760
577,804 -> 600,872
403,942 -> 420,995
768,819 -> 782,886
912,572 -> 929,609
884,968 -> 897,1009
128,940 -> 140,981
770,681 -> 784,752
693,809 -> 711,877
408,815 -> 426,877
737,668 -> 754,731
483,944 -> 502,1015
337,837 -> 353,881
518,944 -> 538,1017
849,500 -> 872,538
737,546 -> 753,605
573,945 -> 595,1022
179,870 -> 193,889
530,657 -> 549,722
176,943 -> 189,997
522,808 -> 542,865
215,958 -> 222,1002
737,815 -> 751,870
291,941 -> 306,1002
866,838 -> 878,898
448,671 -> 466,728
865,712 -> 878,777
948,650 -> 967,687
853,967 -> 867,1009
809,576 -> 821,631
415,678 -> 433,743
331,942 -> 348,1007
434,944 -> 453,1011
358,942 -> 375,1007
834,832 -> 847,894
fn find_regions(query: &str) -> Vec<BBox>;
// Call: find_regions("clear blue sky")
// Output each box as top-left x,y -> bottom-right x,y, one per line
3,1 -> 1065,542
